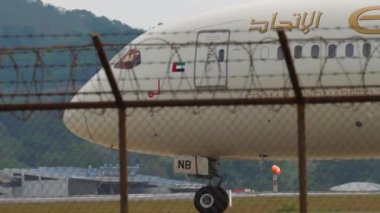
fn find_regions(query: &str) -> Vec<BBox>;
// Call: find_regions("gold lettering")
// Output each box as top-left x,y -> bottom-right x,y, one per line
300,11 -> 316,34
249,11 -> 323,34
315,12 -> 323,28
293,13 -> 302,29
249,19 -> 269,33
270,12 -> 294,31
349,6 -> 380,34
279,21 -> 294,30
270,12 -> 279,29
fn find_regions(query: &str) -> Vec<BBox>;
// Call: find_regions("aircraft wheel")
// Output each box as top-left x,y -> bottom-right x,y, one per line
194,186 -> 229,213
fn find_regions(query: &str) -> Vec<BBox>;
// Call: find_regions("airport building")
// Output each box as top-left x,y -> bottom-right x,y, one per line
0,165 -> 203,198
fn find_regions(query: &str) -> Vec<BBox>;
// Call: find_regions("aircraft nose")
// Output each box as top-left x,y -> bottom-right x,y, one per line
63,96 -> 92,142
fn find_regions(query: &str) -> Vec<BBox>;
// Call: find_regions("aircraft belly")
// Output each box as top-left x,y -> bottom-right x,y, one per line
67,103 -> 380,160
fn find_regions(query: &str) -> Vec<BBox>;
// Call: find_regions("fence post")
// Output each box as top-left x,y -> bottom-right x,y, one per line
92,33 -> 128,213
277,30 -> 307,213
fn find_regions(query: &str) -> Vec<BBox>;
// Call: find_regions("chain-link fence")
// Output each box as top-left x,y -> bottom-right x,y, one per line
0,30 -> 380,213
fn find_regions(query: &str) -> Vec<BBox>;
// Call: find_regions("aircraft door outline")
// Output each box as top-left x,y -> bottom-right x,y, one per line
194,30 -> 230,88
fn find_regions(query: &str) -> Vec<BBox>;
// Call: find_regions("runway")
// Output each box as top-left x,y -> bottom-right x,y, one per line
1,192 -> 380,204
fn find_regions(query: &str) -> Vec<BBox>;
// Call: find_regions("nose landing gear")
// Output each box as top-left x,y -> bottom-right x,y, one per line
193,160 -> 229,213
194,186 -> 229,213
173,156 -> 230,212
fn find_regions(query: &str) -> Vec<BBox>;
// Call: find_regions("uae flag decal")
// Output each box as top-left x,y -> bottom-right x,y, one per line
172,62 -> 186,72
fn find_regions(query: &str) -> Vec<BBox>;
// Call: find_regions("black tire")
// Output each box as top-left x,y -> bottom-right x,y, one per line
216,187 -> 229,210
194,186 -> 229,213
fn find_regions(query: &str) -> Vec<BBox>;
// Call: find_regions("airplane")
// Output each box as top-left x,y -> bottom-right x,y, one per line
63,0 -> 380,212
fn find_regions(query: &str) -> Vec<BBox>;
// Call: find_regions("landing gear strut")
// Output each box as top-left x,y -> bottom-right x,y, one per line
193,160 -> 229,213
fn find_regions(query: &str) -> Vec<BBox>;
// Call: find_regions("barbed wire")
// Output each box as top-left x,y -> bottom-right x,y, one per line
0,32 -> 378,118
123,38 -> 380,49
0,26 -> 378,40
0,32 -> 142,39
0,63 -> 100,69
1,34 -> 378,55
0,44 -> 124,54
143,26 -> 380,35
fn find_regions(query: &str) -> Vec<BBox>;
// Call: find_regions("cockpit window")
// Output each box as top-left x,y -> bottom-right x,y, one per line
114,49 -> 141,69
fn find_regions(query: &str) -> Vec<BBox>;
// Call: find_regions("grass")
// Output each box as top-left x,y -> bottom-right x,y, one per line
1,195 -> 380,213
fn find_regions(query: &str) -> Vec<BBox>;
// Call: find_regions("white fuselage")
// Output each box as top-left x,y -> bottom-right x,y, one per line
64,0 -> 380,160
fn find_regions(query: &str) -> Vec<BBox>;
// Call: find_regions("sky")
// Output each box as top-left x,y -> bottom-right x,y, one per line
40,0 -> 251,30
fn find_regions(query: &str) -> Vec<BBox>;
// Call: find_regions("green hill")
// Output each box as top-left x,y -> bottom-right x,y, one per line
0,0 -> 140,168
0,0 -> 136,35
